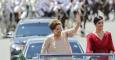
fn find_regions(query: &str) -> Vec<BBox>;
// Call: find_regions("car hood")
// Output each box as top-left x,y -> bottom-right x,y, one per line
13,36 -> 45,45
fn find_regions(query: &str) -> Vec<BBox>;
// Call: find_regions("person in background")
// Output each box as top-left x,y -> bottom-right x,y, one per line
86,16 -> 115,60
41,11 -> 81,60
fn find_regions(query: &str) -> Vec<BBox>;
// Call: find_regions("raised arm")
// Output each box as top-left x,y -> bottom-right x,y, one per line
65,11 -> 81,37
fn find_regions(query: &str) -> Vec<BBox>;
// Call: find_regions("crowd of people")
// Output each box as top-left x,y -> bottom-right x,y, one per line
0,0 -> 115,37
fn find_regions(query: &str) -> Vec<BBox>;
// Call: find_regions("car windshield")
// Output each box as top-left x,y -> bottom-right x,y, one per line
26,43 -> 42,59
16,23 -> 51,37
26,41 -> 82,59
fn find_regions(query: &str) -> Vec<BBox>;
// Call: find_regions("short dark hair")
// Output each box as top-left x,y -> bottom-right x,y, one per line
93,16 -> 103,25
49,19 -> 62,31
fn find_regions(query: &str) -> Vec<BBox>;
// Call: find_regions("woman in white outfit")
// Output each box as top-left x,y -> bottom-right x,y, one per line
41,11 -> 81,60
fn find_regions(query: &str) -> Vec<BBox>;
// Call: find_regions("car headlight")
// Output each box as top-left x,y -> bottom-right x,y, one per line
11,44 -> 24,51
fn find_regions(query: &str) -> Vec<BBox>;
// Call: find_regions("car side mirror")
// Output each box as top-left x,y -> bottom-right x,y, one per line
6,31 -> 14,38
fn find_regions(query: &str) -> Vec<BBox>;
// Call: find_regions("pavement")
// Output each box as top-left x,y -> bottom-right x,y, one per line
0,39 -> 10,60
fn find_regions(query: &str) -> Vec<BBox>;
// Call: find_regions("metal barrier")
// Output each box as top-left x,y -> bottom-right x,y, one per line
39,53 -> 115,60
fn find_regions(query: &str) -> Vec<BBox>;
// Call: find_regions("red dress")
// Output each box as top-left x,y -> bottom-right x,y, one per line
86,31 -> 114,60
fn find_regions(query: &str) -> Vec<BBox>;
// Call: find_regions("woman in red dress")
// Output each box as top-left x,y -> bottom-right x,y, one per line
86,16 -> 114,60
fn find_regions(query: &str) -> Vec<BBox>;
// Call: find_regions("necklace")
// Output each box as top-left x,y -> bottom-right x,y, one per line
97,32 -> 103,36
96,31 -> 104,40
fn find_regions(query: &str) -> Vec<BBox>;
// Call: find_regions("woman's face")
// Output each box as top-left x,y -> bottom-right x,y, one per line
53,24 -> 62,36
95,20 -> 104,30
